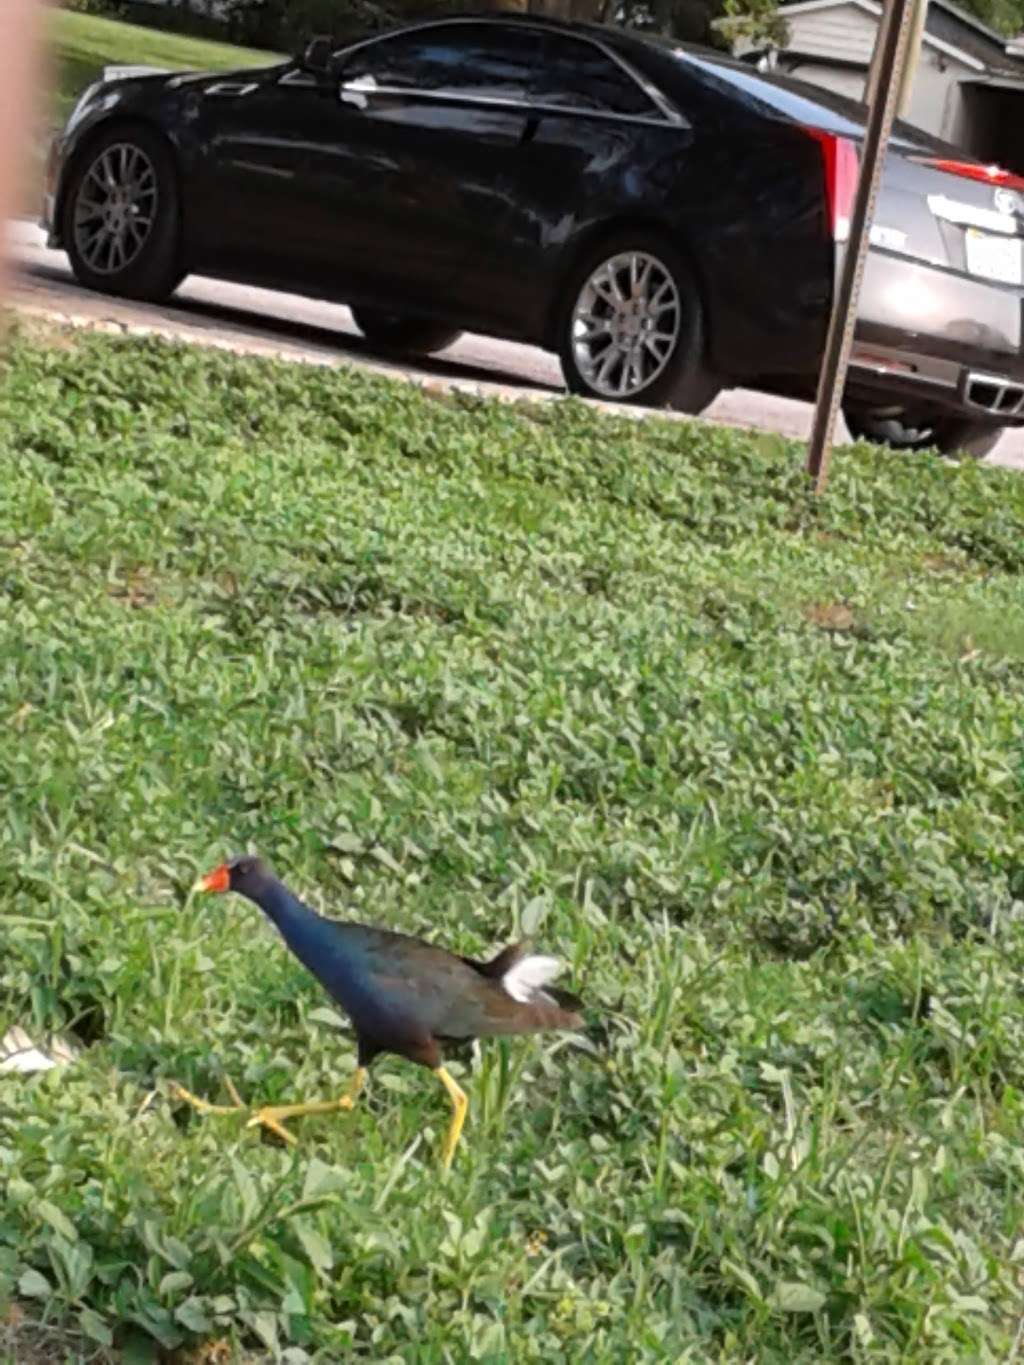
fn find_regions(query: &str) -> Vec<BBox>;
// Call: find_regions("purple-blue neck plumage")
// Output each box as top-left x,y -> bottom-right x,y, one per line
218,855 -> 356,991
240,870 -> 314,931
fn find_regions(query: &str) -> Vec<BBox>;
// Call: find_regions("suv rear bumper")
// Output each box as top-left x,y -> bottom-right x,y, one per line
848,339 -> 1024,423
849,247 -> 1024,424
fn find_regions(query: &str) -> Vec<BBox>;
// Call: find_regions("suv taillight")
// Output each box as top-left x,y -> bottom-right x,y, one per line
803,128 -> 860,241
913,157 -> 1024,192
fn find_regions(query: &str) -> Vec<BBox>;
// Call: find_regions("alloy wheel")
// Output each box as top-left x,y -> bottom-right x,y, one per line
73,143 -> 158,276
571,251 -> 681,399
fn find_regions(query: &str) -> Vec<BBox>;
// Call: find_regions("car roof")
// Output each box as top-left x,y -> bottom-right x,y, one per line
340,13 -> 952,152
500,15 -> 950,148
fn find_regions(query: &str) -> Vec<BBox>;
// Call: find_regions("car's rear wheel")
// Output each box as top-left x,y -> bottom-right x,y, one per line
351,307 -> 462,355
63,124 -> 183,302
843,406 -> 1004,460
557,233 -> 720,412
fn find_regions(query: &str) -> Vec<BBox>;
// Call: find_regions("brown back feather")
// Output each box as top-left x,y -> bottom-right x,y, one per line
460,941 -> 527,980
455,939 -> 585,1034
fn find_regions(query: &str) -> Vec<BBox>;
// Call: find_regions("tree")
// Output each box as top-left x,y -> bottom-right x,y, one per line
712,0 -> 789,50
967,0 -> 1024,35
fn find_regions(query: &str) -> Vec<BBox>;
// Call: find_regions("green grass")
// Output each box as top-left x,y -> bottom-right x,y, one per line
3,322 -> 1024,1362
49,10 -> 278,122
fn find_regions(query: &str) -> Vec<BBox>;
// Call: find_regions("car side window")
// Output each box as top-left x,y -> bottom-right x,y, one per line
339,23 -> 541,101
534,35 -> 660,118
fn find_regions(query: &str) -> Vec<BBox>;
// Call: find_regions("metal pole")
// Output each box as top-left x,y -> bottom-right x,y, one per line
805,0 -> 919,492
895,0 -> 930,118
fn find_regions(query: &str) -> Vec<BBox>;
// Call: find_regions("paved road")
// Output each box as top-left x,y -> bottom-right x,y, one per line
7,220 -> 1024,469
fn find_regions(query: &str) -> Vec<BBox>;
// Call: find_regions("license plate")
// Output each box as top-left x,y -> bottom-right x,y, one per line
965,227 -> 1023,285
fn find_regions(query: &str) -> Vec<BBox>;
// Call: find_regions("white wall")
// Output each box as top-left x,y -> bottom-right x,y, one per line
906,50 -> 974,138
782,58 -> 866,101
782,5 -> 879,63
778,9 -> 978,140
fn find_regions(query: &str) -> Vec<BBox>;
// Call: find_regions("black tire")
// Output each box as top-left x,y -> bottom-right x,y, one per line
557,231 -> 720,413
63,123 -> 183,302
843,406 -> 1004,460
351,307 -> 462,355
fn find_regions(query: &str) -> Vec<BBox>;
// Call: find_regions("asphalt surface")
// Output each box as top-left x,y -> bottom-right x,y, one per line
7,220 -> 1024,469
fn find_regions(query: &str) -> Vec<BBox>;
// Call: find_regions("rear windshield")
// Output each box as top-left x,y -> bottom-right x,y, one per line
625,34 -> 948,151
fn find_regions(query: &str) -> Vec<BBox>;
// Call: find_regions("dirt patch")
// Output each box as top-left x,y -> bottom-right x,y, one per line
107,568 -> 159,609
803,601 -> 857,632
920,552 -> 968,575
1,1305 -> 106,1365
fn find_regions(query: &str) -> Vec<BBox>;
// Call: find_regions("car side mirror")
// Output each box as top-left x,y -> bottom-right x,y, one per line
301,36 -> 335,80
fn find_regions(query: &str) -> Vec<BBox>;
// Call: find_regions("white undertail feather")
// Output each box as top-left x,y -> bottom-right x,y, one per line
502,954 -> 562,1004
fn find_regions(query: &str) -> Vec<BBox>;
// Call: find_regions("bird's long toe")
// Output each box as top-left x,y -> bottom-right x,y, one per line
246,1095 -> 357,1144
168,1081 -> 244,1116
248,1108 -> 300,1145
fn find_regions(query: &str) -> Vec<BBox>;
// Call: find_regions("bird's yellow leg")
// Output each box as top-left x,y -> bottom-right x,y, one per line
246,1067 -> 368,1144
168,1080 -> 244,1116
434,1066 -> 468,1171
170,1070 -> 366,1145
346,1066 -> 367,1107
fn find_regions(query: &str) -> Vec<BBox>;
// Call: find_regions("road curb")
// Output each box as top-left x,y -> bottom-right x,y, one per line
7,219 -> 1022,468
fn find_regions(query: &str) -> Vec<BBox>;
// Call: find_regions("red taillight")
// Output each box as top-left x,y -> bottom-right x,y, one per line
803,128 -> 860,241
915,157 -> 1024,191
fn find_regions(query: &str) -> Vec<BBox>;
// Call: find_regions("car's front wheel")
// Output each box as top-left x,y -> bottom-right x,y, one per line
351,307 -> 462,356
63,124 -> 183,302
557,233 -> 720,412
843,406 -> 1005,460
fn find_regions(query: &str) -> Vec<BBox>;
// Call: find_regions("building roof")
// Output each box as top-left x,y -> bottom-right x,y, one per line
926,0 -> 1024,72
926,0 -> 1016,46
779,0 -> 1024,74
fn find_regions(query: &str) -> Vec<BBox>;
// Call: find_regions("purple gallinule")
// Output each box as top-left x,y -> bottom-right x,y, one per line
171,855 -> 584,1168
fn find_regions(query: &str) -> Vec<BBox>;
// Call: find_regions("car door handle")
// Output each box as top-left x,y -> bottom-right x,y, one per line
339,74 -> 378,109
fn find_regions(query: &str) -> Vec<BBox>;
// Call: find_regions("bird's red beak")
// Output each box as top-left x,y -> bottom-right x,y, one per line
196,863 -> 230,894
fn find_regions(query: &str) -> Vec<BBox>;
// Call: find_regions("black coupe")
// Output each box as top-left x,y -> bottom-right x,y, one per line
43,16 -> 1024,456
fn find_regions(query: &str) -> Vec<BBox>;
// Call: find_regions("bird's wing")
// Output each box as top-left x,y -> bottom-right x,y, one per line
365,937 -> 581,1040
334,922 -> 583,1040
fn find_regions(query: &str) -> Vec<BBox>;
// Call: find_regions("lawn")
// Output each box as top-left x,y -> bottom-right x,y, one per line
2,321 -> 1024,1362
48,10 -> 278,123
